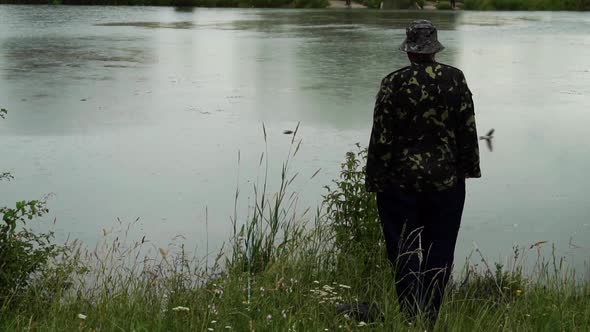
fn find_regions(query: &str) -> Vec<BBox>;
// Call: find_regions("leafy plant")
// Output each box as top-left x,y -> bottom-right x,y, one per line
292,0 -> 328,8
322,143 -> 385,279
436,0 -> 453,9
0,109 -> 57,304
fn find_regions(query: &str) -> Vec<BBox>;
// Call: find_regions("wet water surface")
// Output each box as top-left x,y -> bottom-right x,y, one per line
1,6 -> 589,274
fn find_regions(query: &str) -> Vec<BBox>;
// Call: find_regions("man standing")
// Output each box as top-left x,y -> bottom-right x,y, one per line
365,20 -> 481,322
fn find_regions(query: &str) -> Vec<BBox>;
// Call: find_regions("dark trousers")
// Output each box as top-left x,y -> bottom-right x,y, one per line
376,180 -> 465,321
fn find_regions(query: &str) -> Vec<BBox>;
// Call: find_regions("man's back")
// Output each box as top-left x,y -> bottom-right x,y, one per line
366,20 -> 481,324
365,61 -> 481,192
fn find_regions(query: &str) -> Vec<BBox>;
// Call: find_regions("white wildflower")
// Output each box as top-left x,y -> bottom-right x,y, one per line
172,306 -> 190,312
266,314 -> 272,321
208,304 -> 219,315
224,326 -> 232,329
338,284 -> 351,289
357,321 -> 367,327
78,313 -> 87,320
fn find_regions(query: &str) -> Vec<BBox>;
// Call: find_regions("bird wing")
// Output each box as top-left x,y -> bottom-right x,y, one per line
486,138 -> 493,152
487,128 -> 495,136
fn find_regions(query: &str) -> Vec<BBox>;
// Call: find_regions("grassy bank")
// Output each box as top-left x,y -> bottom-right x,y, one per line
1,131 -> 589,331
0,0 -> 329,8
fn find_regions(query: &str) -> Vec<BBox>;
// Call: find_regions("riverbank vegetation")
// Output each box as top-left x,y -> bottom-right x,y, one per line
1,122 -> 589,331
463,0 -> 590,10
0,0 -> 329,8
2,0 -> 590,9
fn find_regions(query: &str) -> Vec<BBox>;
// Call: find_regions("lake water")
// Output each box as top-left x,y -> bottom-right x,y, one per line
1,5 -> 589,275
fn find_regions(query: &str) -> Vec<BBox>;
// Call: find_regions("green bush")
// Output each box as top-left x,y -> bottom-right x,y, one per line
240,0 -> 290,7
362,0 -> 381,8
0,109 -> 59,305
292,0 -> 328,8
322,144 -> 384,279
436,0 -> 453,9
463,0 -> 590,10
0,200 -> 55,300
0,0 -> 330,6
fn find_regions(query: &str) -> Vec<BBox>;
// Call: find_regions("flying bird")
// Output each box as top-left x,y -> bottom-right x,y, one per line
283,130 -> 294,135
479,128 -> 495,151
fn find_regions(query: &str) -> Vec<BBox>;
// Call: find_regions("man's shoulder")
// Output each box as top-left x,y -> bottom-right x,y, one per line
381,63 -> 466,83
435,63 -> 466,78
381,66 -> 412,84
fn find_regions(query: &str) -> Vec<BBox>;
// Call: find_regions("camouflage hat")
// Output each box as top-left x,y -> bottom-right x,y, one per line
399,20 -> 445,54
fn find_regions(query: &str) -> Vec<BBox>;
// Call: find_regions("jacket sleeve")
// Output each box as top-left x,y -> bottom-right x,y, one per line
365,79 -> 396,192
455,74 -> 481,179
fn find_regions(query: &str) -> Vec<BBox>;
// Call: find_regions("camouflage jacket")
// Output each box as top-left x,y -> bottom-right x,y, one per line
365,61 -> 481,192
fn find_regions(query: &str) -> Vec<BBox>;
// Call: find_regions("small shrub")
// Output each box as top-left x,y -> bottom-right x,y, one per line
0,110 -> 59,304
323,143 -> 384,279
292,0 -> 328,8
362,0 -> 382,8
436,0 -> 453,9
463,0 -> 589,10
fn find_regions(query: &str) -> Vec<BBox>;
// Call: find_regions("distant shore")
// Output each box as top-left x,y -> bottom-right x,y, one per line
0,0 -> 331,8
0,0 -> 588,10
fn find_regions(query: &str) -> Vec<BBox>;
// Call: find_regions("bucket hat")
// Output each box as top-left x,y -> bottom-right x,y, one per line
399,20 -> 445,54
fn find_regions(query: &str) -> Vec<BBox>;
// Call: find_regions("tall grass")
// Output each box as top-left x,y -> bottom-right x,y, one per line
1,127 -> 589,331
